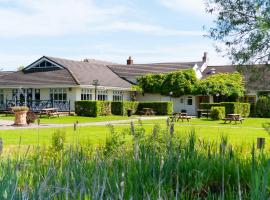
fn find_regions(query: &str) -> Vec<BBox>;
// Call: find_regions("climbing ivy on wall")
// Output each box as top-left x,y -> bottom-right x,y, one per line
137,69 -> 198,97
137,70 -> 245,98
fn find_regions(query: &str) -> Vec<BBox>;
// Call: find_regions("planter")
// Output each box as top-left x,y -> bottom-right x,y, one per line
14,111 -> 28,126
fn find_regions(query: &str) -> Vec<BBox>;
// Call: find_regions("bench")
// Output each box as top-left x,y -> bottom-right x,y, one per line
39,108 -> 59,118
222,114 -> 245,124
178,115 -> 191,122
170,113 -> 191,122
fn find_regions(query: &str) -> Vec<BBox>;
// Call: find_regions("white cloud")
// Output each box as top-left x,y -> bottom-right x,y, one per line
0,0 -> 204,37
94,22 -> 203,36
159,0 -> 207,15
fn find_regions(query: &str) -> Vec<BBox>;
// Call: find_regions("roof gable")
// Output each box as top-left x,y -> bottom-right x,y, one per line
23,57 -> 64,73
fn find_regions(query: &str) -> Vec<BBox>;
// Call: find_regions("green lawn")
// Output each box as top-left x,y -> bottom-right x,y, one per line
0,114 -> 136,124
0,117 -> 269,150
1,116 -> 270,156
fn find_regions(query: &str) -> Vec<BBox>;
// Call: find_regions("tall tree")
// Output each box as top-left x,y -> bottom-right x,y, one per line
205,0 -> 270,64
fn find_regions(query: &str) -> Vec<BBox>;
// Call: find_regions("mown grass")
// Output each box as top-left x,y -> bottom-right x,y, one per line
0,114 -> 136,124
0,124 -> 270,199
0,119 -> 269,155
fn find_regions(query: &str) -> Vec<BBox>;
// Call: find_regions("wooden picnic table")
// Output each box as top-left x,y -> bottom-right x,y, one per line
170,112 -> 191,122
222,114 -> 245,124
142,108 -> 155,116
197,109 -> 210,118
40,108 -> 59,118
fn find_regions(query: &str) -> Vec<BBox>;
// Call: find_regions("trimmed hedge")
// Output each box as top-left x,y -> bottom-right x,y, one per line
76,101 -> 173,116
199,102 -> 250,117
199,103 -> 221,110
111,101 -> 139,115
210,106 -> 225,120
220,102 -> 250,117
75,101 -> 111,117
137,102 -> 173,115
256,97 -> 270,118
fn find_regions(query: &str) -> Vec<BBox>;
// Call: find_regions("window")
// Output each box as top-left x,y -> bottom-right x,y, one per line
12,89 -> 18,100
81,89 -> 93,100
0,89 -> 3,105
187,96 -> 193,105
98,90 -> 108,101
180,98 -> 184,103
50,88 -> 67,101
113,91 -> 123,101
35,89 -> 40,100
34,61 -> 57,68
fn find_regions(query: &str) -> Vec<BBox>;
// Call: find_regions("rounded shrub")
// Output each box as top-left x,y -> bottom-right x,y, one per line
210,106 -> 225,120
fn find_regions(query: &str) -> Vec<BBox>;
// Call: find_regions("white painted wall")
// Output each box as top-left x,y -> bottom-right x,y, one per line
137,93 -> 197,115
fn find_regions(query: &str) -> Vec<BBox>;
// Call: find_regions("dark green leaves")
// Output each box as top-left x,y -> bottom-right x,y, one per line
205,0 -> 270,64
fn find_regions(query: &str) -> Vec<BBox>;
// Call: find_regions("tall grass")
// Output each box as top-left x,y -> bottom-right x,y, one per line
0,122 -> 269,199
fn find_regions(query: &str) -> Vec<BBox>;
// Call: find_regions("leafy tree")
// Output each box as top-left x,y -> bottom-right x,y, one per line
205,0 -> 270,64
160,69 -> 198,97
137,73 -> 164,94
196,72 -> 245,98
137,69 -> 198,97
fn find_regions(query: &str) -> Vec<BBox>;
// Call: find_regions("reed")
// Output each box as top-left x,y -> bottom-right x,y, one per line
0,123 -> 269,199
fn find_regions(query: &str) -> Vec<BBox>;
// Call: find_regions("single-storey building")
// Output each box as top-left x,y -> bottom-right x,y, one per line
0,53 -> 267,115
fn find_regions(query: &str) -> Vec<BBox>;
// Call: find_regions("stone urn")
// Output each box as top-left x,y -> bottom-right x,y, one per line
12,106 -> 29,126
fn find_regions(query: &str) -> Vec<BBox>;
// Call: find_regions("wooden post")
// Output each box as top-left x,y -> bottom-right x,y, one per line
257,137 -> 265,149
0,138 -> 3,154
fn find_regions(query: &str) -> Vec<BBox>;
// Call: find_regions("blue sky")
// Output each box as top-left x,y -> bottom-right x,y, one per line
0,0 -> 230,70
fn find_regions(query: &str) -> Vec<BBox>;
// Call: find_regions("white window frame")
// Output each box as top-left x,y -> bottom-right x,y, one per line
113,91 -> 123,101
97,90 -> 108,101
187,96 -> 193,105
50,88 -> 67,101
81,89 -> 93,100
24,58 -> 63,71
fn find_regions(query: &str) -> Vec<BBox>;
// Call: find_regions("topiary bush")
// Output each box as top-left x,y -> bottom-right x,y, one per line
137,102 -> 173,115
256,97 -> 270,118
210,106 -> 225,120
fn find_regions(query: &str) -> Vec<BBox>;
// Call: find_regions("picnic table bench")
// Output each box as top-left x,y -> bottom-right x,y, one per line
222,114 -> 245,124
197,109 -> 210,118
139,108 -> 155,116
170,112 -> 191,122
3,108 -> 13,116
39,108 -> 59,118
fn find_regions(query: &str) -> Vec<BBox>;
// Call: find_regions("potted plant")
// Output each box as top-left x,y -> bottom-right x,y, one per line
26,111 -> 38,124
12,106 -> 29,126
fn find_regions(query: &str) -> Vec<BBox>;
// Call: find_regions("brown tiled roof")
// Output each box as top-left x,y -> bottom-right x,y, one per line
202,65 -> 237,79
0,71 -> 14,77
0,69 -> 77,86
108,61 -> 201,84
47,56 -> 131,88
0,56 -> 132,88
203,64 -> 270,91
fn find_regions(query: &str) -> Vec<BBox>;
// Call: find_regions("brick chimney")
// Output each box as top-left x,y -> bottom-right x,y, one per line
127,56 -> 133,65
202,52 -> 208,63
